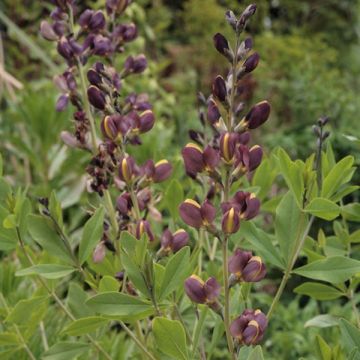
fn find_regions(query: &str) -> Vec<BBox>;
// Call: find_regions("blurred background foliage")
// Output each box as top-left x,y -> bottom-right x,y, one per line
0,1 -> 359,359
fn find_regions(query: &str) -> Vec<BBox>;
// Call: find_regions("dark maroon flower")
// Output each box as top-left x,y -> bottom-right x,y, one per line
136,219 -> 154,241
220,132 -> 238,163
118,156 -> 136,184
230,309 -> 267,345
179,199 -> 216,229
229,248 -> 266,283
161,228 -> 189,254
234,144 -> 263,173
244,101 -> 271,129
87,85 -> 106,110
213,33 -> 233,62
138,110 -> 155,133
153,160 -> 172,182
101,115 -> 121,140
222,207 -> 240,234
87,68 -> 103,86
184,275 -> 220,305
182,143 -> 205,178
222,191 -> 260,221
212,75 -> 227,102
57,36 -> 74,60
207,99 -> 221,125
243,52 -> 260,73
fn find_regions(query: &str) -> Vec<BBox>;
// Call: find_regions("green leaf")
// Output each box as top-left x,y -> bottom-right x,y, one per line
16,264 -> 75,279
0,332 -> 20,346
42,342 -> 88,360
153,317 -> 188,360
27,214 -> 73,263
239,221 -> 285,269
165,180 -> 184,220
294,282 -> 345,300
305,314 -> 339,328
293,256 -> 360,283
3,214 -> 16,229
99,275 -> 120,292
246,346 -> 265,360
341,203 -> 360,222
120,232 -> 150,297
322,156 -> 354,199
339,319 -> 360,353
6,296 -> 47,324
304,198 -> 340,220
49,191 -> 63,229
158,246 -> 190,301
315,335 -> 332,360
61,316 -> 108,336
79,207 -> 105,265
0,153 -> 3,177
275,192 -> 308,266
349,230 -> 360,243
276,148 -> 304,207
86,292 -> 153,320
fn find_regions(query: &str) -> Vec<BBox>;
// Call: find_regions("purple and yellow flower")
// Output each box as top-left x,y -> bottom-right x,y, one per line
184,275 -> 220,305
160,228 -> 189,254
230,309 -> 267,345
179,199 -> 216,229
136,219 -> 154,242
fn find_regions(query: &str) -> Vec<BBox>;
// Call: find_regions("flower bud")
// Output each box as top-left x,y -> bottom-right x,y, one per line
118,156 -> 135,184
225,10 -> 237,31
87,85 -> 106,110
93,35 -> 112,56
248,145 -> 263,171
179,199 -> 216,229
116,193 -> 131,216
220,132 -> 237,163
40,21 -> 58,41
242,256 -> 266,282
182,143 -> 205,178
56,94 -> 69,111
124,54 -> 147,74
106,0 -> 131,15
243,52 -> 260,73
213,33 -> 233,62
57,36 -> 74,60
212,75 -> 227,102
207,99 -> 221,125
136,220 -> 154,242
161,229 -> 189,254
138,110 -> 155,133
89,11 -> 106,32
230,309 -> 267,345
184,275 -> 220,305
244,101 -> 271,129
101,115 -> 121,140
222,207 -> 240,234
87,68 -> 103,86
153,160 -> 172,182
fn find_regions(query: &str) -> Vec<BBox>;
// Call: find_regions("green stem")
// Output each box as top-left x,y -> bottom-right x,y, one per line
103,189 -> 119,239
130,187 -> 141,220
267,216 -> 314,319
119,321 -> 157,360
348,289 -> 360,328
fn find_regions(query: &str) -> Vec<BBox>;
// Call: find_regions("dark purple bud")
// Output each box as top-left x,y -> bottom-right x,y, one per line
153,160 -> 172,183
248,145 -> 263,171
171,229 -> 189,252
40,21 -> 58,41
220,132 -> 238,163
56,94 -> 69,111
53,20 -> 67,36
57,36 -> 73,60
200,200 -> 216,225
212,75 -> 227,102
132,54 -> 147,73
203,277 -> 221,303
213,33 -> 232,61
89,11 -> 106,32
138,110 -> 155,133
106,0 -> 131,15
222,207 -> 240,234
182,143 -> 205,178
240,4 -> 257,25
228,248 -> 252,276
203,145 -> 220,170
242,256 -> 266,282
244,101 -> 271,129
230,309 -> 267,345
116,193 -> 131,215
207,99 -> 221,125
243,52 -> 260,73
244,38 -> 253,50
118,156 -> 135,184
87,85 -> 106,110
101,115 -> 121,140
184,275 -> 207,304
136,220 -> 154,242
78,9 -> 93,28
87,68 -> 103,86
93,35 -> 112,56
179,199 -> 203,229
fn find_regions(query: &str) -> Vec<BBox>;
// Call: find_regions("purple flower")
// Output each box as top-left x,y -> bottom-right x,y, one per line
184,275 -> 220,305
87,85 -> 106,110
160,229 -> 189,254
228,248 -> 266,283
136,220 -> 154,242
243,52 -> 260,73
230,309 -> 267,345
212,75 -> 227,102
244,101 -> 271,129
118,156 -> 136,184
179,199 -> 216,229
220,132 -> 238,164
